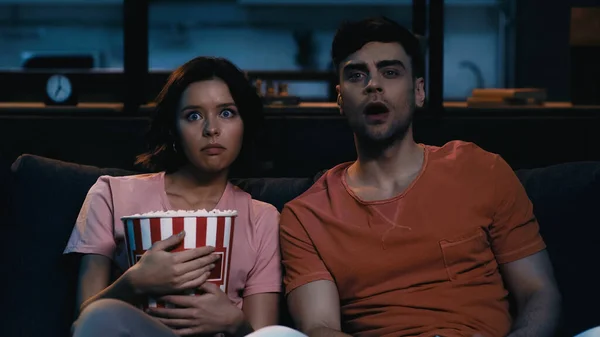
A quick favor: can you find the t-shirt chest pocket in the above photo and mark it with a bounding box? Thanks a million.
[439,228,497,282]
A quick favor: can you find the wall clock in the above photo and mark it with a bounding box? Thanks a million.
[45,74,78,106]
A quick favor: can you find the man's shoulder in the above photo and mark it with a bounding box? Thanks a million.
[284,162,352,213]
[426,140,501,171]
[427,140,498,161]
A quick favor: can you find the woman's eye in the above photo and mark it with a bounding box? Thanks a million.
[186,112,201,121]
[220,109,236,118]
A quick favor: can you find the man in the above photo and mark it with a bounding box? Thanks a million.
[279,17,562,337]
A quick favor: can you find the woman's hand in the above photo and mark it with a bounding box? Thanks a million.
[126,231,221,295]
[146,282,249,336]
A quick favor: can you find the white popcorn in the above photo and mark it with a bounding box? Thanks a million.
[122,209,237,219]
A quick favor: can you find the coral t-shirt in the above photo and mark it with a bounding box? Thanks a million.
[280,141,546,337]
[64,172,282,308]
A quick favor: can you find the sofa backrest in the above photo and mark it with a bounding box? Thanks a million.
[0,155,9,219]
[514,161,600,335]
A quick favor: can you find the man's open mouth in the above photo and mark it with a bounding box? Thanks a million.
[363,102,389,116]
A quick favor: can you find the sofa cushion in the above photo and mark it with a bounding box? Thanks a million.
[230,177,315,211]
[0,154,11,222]
[515,161,600,336]
[2,155,134,337]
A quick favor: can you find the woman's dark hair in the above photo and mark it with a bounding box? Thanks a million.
[135,56,264,174]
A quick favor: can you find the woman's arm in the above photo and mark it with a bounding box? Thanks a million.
[76,254,111,313]
[68,177,135,316]
[76,235,218,317]
[143,203,282,335]
[238,204,283,332]
[76,254,140,316]
[242,293,280,330]
[223,293,279,337]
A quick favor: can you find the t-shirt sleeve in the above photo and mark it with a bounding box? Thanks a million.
[63,176,116,259]
[243,204,283,297]
[280,204,333,296]
[489,155,546,264]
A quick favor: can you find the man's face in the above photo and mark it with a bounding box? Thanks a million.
[336,42,425,145]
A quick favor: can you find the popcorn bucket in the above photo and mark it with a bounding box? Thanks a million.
[121,210,236,309]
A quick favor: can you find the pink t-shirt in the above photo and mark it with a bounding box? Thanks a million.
[64,172,282,307]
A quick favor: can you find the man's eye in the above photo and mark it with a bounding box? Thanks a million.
[349,73,364,81]
[383,70,401,78]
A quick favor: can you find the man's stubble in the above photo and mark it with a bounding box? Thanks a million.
[349,88,416,151]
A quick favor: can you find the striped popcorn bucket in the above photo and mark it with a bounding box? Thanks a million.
[121,211,236,310]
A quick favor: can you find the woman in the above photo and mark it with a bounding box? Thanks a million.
[64,57,297,337]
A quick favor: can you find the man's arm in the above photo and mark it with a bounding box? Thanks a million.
[500,250,562,337]
[486,155,561,336]
[280,202,348,337]
[287,280,350,337]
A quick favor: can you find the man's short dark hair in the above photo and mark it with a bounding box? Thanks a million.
[135,56,264,174]
[331,16,424,79]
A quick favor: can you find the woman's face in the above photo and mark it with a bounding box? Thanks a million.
[176,78,244,174]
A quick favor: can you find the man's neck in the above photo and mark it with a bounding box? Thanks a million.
[350,129,424,189]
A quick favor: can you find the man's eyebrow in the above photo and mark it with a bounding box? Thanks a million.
[342,62,368,72]
[342,59,406,72]
[376,59,406,69]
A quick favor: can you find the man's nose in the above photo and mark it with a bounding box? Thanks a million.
[364,76,384,94]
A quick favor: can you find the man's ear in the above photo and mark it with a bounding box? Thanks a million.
[336,84,344,115]
[414,77,426,108]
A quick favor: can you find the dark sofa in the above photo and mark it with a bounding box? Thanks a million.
[1,154,599,337]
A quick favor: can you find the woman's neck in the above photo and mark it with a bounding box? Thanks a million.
[164,165,229,210]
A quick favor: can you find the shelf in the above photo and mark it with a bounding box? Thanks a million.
[0,0,122,5]
[237,0,500,6]
[0,101,599,120]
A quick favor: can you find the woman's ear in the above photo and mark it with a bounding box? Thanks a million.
[167,126,179,141]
